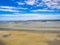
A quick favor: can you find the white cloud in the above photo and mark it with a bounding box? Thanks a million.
[42,0,51,2]
[31,9,54,12]
[0,6,28,12]
[25,0,36,5]
[0,8,19,12]
[42,0,60,9]
[0,6,15,9]
[0,6,19,12]
[0,14,60,21]
[17,2,25,5]
[36,3,44,7]
[42,0,60,3]
[26,0,59,9]
[0,14,40,17]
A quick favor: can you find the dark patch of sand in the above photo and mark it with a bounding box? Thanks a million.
[0,40,5,45]
[47,39,60,45]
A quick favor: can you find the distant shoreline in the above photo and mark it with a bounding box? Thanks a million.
[0,28,60,33]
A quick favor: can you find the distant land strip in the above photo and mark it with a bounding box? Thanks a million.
[0,28,60,33]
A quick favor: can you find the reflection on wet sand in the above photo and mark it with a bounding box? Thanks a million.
[0,21,60,30]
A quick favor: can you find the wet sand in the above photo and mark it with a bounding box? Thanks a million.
[0,21,60,30]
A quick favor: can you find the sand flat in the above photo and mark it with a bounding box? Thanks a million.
[0,31,60,45]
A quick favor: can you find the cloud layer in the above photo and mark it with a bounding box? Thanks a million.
[0,14,60,21]
[0,0,60,14]
[0,0,60,20]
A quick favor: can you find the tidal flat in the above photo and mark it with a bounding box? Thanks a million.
[0,21,60,30]
[0,21,60,45]
[0,31,60,45]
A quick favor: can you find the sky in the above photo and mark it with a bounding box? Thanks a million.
[0,0,60,21]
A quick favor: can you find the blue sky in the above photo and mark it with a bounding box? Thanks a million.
[0,0,60,21]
